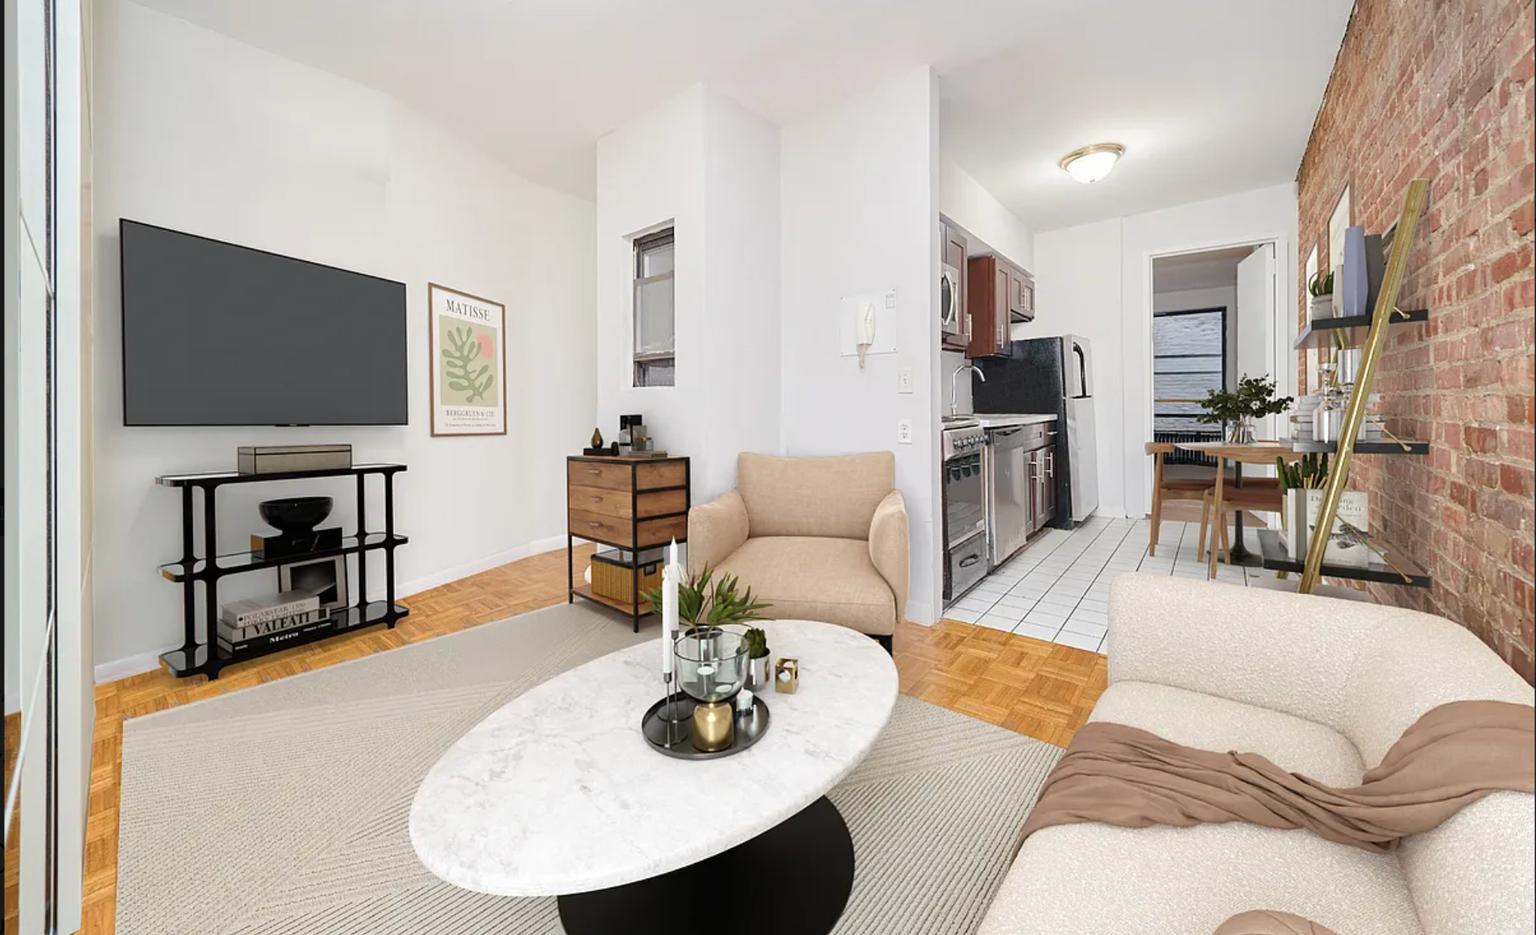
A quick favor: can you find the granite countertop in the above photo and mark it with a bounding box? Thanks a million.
[975,413,1058,428]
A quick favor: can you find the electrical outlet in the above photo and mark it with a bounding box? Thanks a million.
[897,418,914,445]
[896,367,914,394]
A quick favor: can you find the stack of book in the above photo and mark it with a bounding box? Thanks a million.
[219,590,330,655]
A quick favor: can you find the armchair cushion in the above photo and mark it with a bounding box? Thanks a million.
[867,490,909,620]
[714,537,896,636]
[737,452,895,539]
[686,490,749,573]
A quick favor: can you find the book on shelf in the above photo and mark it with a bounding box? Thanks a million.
[221,589,321,627]
[218,608,325,644]
[217,616,334,655]
[1281,489,1372,566]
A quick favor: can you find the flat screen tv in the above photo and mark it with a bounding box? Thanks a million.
[120,219,409,426]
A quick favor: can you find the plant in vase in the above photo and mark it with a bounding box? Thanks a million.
[1197,375,1294,444]
[742,626,771,692]
[1307,270,1334,319]
[1275,452,1330,570]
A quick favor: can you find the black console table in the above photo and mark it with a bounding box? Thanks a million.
[156,463,409,680]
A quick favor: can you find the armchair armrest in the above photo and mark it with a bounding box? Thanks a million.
[868,490,909,620]
[687,490,749,573]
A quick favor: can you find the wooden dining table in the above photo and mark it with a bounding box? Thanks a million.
[1174,441,1301,566]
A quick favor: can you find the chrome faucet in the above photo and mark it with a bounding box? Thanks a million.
[950,363,986,417]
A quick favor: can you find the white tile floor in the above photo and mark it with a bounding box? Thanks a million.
[943,515,1269,654]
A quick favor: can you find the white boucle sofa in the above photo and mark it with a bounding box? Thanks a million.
[978,574,1535,935]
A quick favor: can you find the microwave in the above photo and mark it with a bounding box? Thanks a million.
[940,263,962,336]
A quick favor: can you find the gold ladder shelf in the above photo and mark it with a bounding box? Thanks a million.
[1298,178,1431,594]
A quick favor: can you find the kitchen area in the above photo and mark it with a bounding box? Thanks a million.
[937,215,1100,611]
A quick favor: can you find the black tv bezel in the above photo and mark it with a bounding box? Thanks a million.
[119,218,410,427]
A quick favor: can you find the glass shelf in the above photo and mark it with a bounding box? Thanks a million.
[159,533,408,582]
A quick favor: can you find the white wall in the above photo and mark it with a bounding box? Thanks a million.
[594,85,781,505]
[780,66,941,624]
[1033,182,1297,520]
[938,157,1036,418]
[92,0,596,672]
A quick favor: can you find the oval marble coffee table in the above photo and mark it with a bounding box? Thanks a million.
[409,618,898,935]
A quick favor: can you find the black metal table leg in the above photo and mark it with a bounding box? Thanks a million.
[178,486,197,660]
[355,474,369,612]
[557,796,854,935]
[384,472,396,627]
[1229,461,1251,563]
[567,534,574,603]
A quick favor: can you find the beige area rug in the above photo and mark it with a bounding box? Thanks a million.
[116,603,1061,934]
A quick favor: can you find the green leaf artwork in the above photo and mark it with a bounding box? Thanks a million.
[439,321,497,405]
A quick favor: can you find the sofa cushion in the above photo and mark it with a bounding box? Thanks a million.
[978,681,1424,935]
[737,452,894,540]
[715,536,895,636]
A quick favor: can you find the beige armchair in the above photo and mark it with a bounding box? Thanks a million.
[688,452,909,649]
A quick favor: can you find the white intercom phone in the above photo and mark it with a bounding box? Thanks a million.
[856,300,878,369]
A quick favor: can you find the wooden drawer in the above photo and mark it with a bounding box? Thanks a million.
[570,485,687,519]
[569,509,688,547]
[635,461,687,490]
[636,513,688,548]
[568,460,633,491]
[569,508,634,546]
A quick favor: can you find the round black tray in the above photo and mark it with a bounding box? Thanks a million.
[640,692,770,760]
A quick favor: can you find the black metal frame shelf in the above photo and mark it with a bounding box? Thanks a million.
[155,462,409,680]
[1258,529,1430,589]
[1293,308,1428,350]
[1291,439,1429,455]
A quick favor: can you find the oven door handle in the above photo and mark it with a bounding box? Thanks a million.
[959,554,981,568]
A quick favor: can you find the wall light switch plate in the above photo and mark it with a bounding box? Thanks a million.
[897,419,914,445]
[896,367,914,394]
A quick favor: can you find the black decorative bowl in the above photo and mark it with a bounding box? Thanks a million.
[259,496,334,534]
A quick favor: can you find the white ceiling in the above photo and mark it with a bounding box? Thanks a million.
[1153,246,1256,293]
[130,0,1352,229]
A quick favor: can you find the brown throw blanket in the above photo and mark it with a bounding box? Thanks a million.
[1020,700,1534,853]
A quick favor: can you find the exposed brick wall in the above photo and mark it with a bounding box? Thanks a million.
[1297,0,1535,681]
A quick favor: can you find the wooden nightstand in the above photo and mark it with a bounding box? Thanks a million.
[566,455,690,631]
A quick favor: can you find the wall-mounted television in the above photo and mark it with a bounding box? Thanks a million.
[120,220,409,426]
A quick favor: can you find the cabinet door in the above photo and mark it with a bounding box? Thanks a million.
[965,256,1011,358]
[994,264,1012,355]
[1041,447,1058,525]
[1018,275,1036,322]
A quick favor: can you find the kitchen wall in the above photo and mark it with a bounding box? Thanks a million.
[1297,0,1534,680]
[781,66,942,624]
[1033,182,1298,518]
[938,157,1035,418]
[91,0,597,674]
[594,85,782,505]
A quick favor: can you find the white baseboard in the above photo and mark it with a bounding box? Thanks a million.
[91,535,573,686]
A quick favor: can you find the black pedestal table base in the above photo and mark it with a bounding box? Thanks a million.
[557,796,854,935]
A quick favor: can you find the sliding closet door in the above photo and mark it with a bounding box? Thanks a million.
[5,0,89,930]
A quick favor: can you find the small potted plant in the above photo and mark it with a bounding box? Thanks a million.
[1308,270,1334,320]
[742,626,771,691]
[640,567,771,638]
[1275,452,1330,567]
[1197,374,1294,444]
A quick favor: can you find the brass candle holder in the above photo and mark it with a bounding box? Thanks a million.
[774,658,799,694]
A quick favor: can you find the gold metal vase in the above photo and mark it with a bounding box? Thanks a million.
[691,699,734,752]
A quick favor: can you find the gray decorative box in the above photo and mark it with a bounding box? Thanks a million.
[237,444,352,475]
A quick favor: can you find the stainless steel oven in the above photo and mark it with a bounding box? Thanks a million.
[942,423,988,601]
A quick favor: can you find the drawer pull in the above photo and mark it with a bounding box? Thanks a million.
[589,522,603,529]
[587,468,601,475]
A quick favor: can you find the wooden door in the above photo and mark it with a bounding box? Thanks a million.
[965,255,1010,358]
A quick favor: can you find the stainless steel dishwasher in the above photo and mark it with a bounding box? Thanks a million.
[986,425,1031,567]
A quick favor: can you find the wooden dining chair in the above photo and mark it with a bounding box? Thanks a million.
[1201,483,1285,577]
[1145,442,1217,556]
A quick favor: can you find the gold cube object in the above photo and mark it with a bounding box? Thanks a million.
[774,657,799,694]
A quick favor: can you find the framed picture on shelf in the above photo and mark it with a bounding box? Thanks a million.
[429,282,507,437]
[278,555,349,615]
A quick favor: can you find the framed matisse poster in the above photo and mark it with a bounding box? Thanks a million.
[429,282,507,436]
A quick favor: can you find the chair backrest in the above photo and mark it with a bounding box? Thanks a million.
[736,452,894,540]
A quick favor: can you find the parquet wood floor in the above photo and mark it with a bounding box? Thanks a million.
[5,543,1104,934]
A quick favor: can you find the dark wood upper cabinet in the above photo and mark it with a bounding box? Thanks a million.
[1012,269,1035,323]
[965,255,1013,358]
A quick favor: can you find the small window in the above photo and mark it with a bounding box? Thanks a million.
[633,228,675,387]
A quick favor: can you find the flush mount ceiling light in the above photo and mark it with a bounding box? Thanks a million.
[1059,143,1125,184]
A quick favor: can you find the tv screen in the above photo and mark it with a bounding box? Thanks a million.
[120,220,409,426]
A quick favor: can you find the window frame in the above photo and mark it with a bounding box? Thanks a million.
[1151,305,1227,434]
[631,226,675,388]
